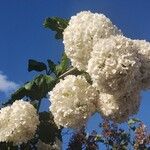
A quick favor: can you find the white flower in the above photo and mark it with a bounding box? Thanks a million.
[0,100,39,144]
[63,11,121,71]
[49,75,98,128]
[98,89,140,123]
[133,39,150,89]
[87,35,141,96]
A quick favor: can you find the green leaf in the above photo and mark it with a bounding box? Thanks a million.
[47,59,56,73]
[25,75,56,100]
[28,59,47,72]
[44,75,56,90]
[44,17,69,39]
[5,75,57,105]
[55,53,70,76]
[38,112,62,144]
[11,87,27,100]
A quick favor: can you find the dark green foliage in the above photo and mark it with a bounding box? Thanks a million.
[28,53,70,77]
[28,59,47,72]
[0,142,18,150]
[4,75,57,105]
[43,17,69,39]
[38,112,62,144]
[47,53,70,77]
[23,74,56,100]
[55,53,70,76]
[24,74,56,100]
[4,52,71,106]
[11,87,27,100]
[47,59,56,74]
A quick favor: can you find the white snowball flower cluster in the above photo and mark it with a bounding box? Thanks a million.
[87,35,142,96]
[133,39,150,89]
[49,75,98,128]
[0,100,39,144]
[98,89,140,123]
[51,11,150,125]
[63,11,121,71]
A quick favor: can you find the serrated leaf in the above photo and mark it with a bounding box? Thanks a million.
[28,59,47,72]
[44,17,69,39]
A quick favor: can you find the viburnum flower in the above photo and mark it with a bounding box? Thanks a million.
[63,11,121,71]
[49,75,98,128]
[97,89,140,123]
[87,35,141,96]
[0,100,39,144]
[133,39,150,89]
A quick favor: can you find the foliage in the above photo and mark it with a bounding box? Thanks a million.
[38,112,62,144]
[28,59,47,72]
[43,17,69,39]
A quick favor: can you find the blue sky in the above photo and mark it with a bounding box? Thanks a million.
[1,0,150,148]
